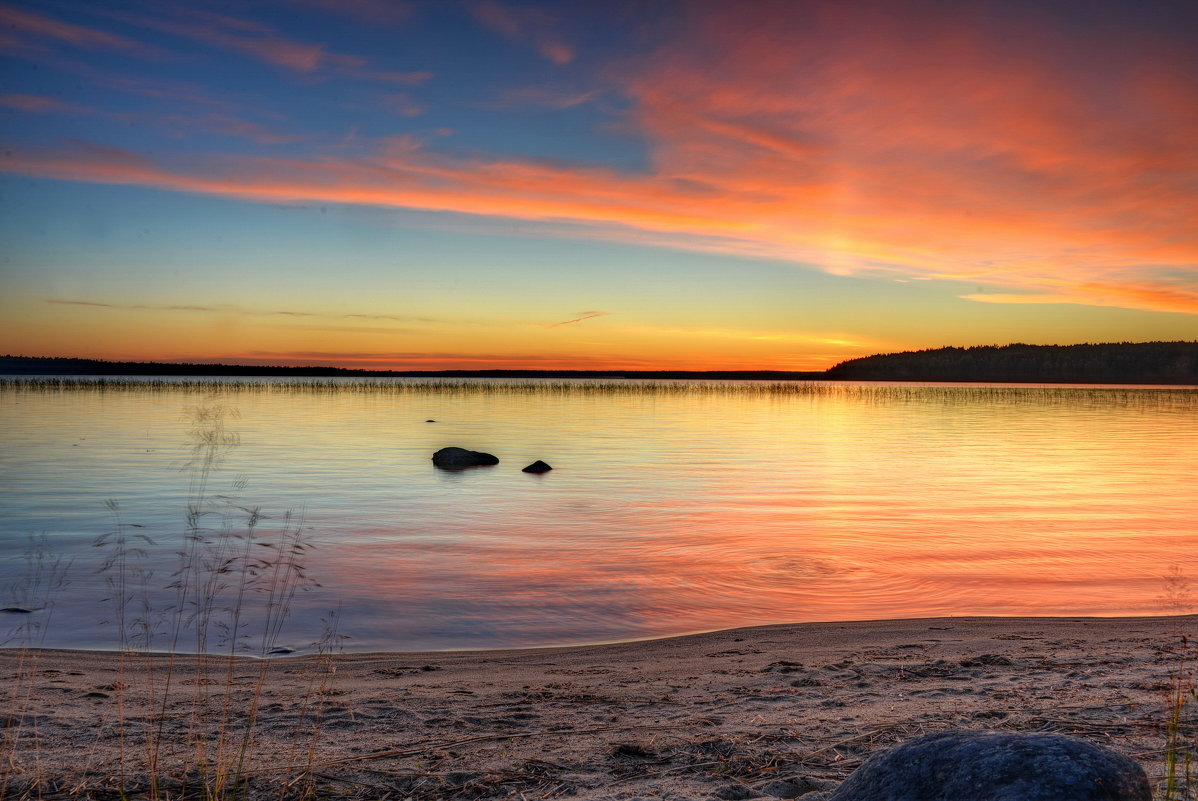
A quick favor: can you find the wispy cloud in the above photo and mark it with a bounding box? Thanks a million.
[8,1,1197,317]
[0,86,300,145]
[46,299,218,312]
[96,6,431,84]
[469,0,574,64]
[194,350,672,370]
[149,112,306,144]
[345,312,443,323]
[0,3,159,58]
[90,75,223,106]
[616,322,891,352]
[960,282,1198,312]
[119,8,327,72]
[279,0,415,26]
[383,92,427,117]
[0,93,88,114]
[42,298,443,323]
[549,310,612,327]
[483,86,600,109]
[45,299,120,308]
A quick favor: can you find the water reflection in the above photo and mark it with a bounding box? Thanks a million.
[1,380,1196,652]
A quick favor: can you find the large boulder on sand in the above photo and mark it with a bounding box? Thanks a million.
[432,447,499,470]
[824,729,1150,801]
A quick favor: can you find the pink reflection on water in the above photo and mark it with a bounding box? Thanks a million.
[3,382,1196,651]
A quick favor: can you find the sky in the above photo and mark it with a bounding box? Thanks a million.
[1,0,1196,371]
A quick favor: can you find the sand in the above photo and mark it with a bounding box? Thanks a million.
[2,615,1194,800]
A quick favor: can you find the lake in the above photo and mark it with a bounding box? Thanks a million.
[1,377,1196,653]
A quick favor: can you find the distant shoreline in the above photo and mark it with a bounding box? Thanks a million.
[3,341,1197,384]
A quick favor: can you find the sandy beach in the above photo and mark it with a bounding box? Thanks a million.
[3,615,1194,799]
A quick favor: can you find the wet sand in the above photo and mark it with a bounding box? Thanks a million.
[3,615,1193,799]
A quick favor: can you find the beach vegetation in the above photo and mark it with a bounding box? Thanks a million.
[1157,567,1197,801]
[2,375,1196,411]
[1,406,341,800]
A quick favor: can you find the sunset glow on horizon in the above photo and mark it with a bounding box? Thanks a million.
[2,0,1195,371]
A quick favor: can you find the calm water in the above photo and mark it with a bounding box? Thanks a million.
[2,378,1196,653]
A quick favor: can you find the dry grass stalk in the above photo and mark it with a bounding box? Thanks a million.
[3,406,340,800]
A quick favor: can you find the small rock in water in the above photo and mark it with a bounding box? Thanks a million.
[425,419,436,422]
[1,607,33,614]
[522,460,552,473]
[826,729,1151,800]
[432,447,499,469]
[267,647,296,655]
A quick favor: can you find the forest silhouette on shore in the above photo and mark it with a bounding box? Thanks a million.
[2,342,1196,384]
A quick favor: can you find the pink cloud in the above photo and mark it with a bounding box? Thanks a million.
[133,9,328,72]
[2,0,1195,317]
[91,75,222,106]
[549,311,613,327]
[0,87,298,144]
[357,69,433,86]
[383,93,427,117]
[469,0,575,64]
[97,7,431,83]
[0,93,87,114]
[0,3,156,57]
[281,0,415,26]
[485,86,599,109]
[157,113,308,144]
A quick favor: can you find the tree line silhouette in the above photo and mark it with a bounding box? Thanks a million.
[3,342,1196,384]
[825,342,1198,384]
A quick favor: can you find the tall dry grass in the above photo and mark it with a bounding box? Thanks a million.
[0,537,72,800]
[1157,567,1197,801]
[4,375,1196,416]
[2,405,342,800]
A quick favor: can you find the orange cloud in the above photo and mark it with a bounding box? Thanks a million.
[2,0,1195,317]
[0,141,760,236]
[961,282,1198,315]
[174,351,682,371]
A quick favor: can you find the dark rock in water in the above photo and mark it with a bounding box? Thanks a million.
[267,647,296,655]
[522,460,552,473]
[1,607,33,614]
[425,419,436,422]
[826,729,1151,801]
[432,446,499,470]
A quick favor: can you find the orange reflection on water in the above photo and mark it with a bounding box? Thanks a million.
[3,382,1196,651]
[284,384,1198,648]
